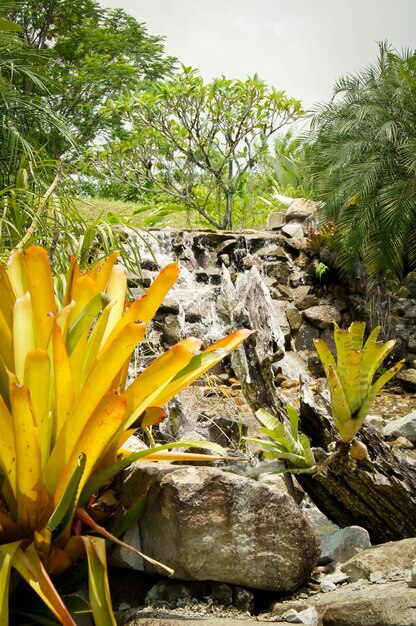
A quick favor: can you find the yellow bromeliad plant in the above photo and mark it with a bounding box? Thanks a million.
[314,321,404,447]
[0,245,251,625]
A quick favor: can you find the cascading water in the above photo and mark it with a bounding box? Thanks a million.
[126,227,314,384]
[130,229,227,347]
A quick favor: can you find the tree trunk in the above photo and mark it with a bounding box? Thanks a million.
[296,382,416,544]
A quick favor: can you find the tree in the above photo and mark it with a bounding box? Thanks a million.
[97,67,303,229]
[0,14,72,187]
[5,0,176,156]
[304,42,416,279]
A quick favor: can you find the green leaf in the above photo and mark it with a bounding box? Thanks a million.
[0,18,23,33]
[78,536,116,626]
[0,541,22,626]
[111,498,146,538]
[66,293,111,354]
[47,454,86,538]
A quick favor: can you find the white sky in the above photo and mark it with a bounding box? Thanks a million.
[99,0,416,111]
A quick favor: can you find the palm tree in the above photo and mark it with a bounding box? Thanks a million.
[304,42,416,279]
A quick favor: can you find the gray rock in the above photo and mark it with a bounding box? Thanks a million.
[118,464,321,592]
[302,305,341,330]
[396,368,416,390]
[294,322,320,351]
[285,198,317,222]
[282,223,305,239]
[320,526,371,566]
[365,414,385,435]
[341,538,416,583]
[407,559,416,588]
[283,606,319,625]
[384,410,416,443]
[286,306,302,332]
[320,580,337,593]
[266,211,285,230]
[310,580,416,626]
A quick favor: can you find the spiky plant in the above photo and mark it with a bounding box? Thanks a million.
[0,245,251,624]
[314,321,404,444]
[245,405,316,474]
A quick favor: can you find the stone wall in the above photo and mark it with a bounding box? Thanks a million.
[127,199,416,386]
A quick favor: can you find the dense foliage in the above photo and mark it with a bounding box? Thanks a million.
[5,0,176,157]
[305,43,416,279]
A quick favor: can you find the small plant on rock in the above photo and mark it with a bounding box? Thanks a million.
[314,321,404,460]
[0,245,251,625]
[245,405,316,474]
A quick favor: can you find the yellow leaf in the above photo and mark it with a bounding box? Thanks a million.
[45,323,146,493]
[78,535,116,626]
[52,322,75,442]
[7,249,26,298]
[11,384,49,531]
[133,262,180,323]
[0,263,16,329]
[23,246,56,349]
[0,308,13,372]
[92,251,119,291]
[62,256,80,308]
[313,338,336,379]
[123,339,200,428]
[327,365,353,442]
[67,275,95,327]
[51,391,127,514]
[100,265,127,346]
[13,293,36,383]
[153,329,253,407]
[23,348,51,467]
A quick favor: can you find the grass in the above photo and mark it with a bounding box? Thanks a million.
[75,197,143,223]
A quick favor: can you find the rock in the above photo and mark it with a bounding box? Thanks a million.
[255,244,288,260]
[320,526,372,567]
[285,198,317,222]
[285,306,302,332]
[270,600,310,616]
[123,609,262,626]
[266,212,285,230]
[320,580,337,593]
[282,606,318,625]
[196,413,247,448]
[118,464,321,592]
[384,410,416,443]
[294,322,320,351]
[341,538,416,582]
[161,313,183,345]
[407,560,416,588]
[295,294,320,310]
[396,369,416,390]
[310,580,416,626]
[365,414,385,435]
[302,305,341,330]
[282,223,305,239]
[389,436,414,449]
[324,571,349,585]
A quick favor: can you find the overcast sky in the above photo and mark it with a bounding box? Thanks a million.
[99,0,416,111]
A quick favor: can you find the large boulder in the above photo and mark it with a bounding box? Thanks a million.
[310,581,416,626]
[115,464,320,592]
[341,538,416,582]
